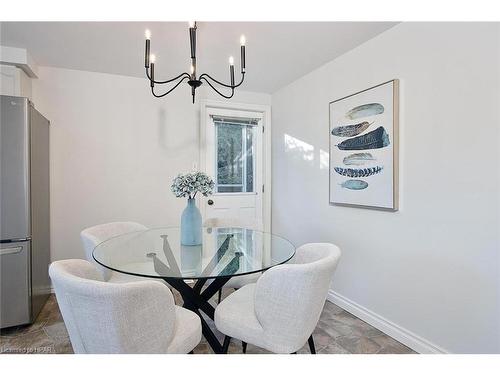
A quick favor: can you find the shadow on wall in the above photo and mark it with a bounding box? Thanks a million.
[158,108,168,150]
[156,107,199,157]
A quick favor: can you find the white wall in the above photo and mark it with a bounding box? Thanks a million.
[32,66,270,263]
[271,22,500,354]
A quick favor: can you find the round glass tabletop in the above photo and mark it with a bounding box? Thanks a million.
[92,226,295,280]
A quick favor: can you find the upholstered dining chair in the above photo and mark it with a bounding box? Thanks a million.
[49,259,202,354]
[204,217,261,303]
[214,243,341,354]
[80,221,150,283]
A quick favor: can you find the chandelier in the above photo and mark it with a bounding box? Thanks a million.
[144,22,246,103]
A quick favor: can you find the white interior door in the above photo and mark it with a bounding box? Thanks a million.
[203,107,264,230]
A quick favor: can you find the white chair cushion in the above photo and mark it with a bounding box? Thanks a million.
[107,272,148,283]
[214,283,264,345]
[107,271,167,286]
[223,272,260,289]
[167,306,202,354]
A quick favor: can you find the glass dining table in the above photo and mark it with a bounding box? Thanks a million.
[93,226,295,353]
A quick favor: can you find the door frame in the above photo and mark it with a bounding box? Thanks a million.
[199,99,272,234]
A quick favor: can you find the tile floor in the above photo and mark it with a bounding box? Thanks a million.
[0,292,415,354]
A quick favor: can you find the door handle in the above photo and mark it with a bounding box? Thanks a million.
[207,199,214,206]
[0,246,23,256]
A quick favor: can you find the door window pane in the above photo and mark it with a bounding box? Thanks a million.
[215,121,255,193]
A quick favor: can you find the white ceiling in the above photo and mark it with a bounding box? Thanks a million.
[0,22,397,93]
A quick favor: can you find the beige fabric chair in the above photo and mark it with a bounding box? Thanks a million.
[80,221,151,283]
[49,259,201,354]
[204,217,261,302]
[214,243,341,354]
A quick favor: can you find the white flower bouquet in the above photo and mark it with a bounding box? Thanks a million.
[171,171,215,200]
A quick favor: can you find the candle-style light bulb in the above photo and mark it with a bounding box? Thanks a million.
[240,35,246,74]
[189,21,197,59]
[144,31,151,68]
[190,65,195,77]
[229,56,235,86]
[150,54,155,88]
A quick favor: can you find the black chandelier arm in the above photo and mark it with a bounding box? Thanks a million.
[200,76,235,99]
[198,72,245,89]
[151,76,190,98]
[145,68,191,84]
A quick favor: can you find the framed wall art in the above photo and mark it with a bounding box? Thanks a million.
[329,79,399,211]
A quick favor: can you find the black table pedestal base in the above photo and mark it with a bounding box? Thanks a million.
[164,276,230,354]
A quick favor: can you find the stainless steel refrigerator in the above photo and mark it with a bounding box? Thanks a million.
[1,95,51,328]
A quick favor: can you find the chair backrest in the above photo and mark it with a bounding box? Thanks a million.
[49,259,176,354]
[254,243,341,352]
[80,221,147,280]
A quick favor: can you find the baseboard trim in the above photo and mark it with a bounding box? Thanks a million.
[327,290,449,354]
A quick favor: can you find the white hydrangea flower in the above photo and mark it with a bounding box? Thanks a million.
[171,171,215,199]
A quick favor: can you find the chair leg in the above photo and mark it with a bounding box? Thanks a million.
[308,334,316,354]
[218,289,222,304]
[188,350,194,354]
[242,341,247,354]
[222,335,231,354]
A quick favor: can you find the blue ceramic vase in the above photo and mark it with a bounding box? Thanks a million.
[181,198,202,246]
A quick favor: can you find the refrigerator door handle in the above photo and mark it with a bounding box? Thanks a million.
[0,237,31,244]
[0,246,23,256]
